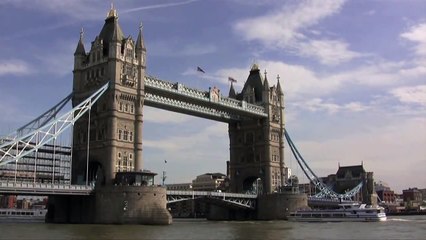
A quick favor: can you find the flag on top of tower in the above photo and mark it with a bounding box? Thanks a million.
[196,66,205,73]
[228,77,237,83]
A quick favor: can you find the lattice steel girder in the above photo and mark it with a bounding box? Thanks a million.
[0,83,109,166]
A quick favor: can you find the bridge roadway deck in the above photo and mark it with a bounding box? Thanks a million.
[166,190,257,209]
[0,182,257,204]
[0,181,93,195]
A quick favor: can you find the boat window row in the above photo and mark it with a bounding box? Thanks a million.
[0,211,38,215]
[293,213,346,218]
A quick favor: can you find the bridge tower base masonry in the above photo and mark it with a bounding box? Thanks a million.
[256,191,307,220]
[46,186,171,225]
[205,191,307,221]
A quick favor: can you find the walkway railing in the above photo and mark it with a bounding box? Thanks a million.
[0,180,93,195]
[145,75,267,120]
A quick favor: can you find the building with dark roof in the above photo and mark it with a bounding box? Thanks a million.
[300,164,377,205]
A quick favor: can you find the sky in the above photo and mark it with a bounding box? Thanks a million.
[0,0,425,193]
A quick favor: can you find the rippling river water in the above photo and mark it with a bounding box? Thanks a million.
[0,216,425,240]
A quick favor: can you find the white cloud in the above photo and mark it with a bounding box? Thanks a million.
[214,59,395,100]
[143,107,192,124]
[298,39,362,65]
[150,41,216,57]
[180,44,217,56]
[0,0,105,21]
[215,60,335,99]
[401,22,426,56]
[233,0,360,65]
[1,0,200,21]
[35,43,75,76]
[144,122,227,152]
[143,121,229,183]
[292,98,369,114]
[390,85,426,106]
[343,102,370,112]
[365,10,376,16]
[122,0,199,14]
[0,60,31,76]
[234,0,345,44]
[290,117,426,192]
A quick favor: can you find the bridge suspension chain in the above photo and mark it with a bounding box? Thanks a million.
[0,94,72,144]
[0,83,109,166]
[284,129,363,200]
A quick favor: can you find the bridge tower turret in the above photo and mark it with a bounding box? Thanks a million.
[71,6,146,185]
[228,65,286,194]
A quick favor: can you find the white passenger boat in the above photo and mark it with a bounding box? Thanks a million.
[288,203,387,222]
[0,208,47,222]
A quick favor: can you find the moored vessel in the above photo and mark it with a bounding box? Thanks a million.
[0,208,47,222]
[288,203,387,222]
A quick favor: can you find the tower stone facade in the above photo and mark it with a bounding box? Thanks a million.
[72,7,146,185]
[228,65,286,194]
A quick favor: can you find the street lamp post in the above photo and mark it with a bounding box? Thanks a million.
[256,177,261,195]
[162,160,167,186]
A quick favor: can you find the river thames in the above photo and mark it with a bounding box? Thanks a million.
[0,215,425,240]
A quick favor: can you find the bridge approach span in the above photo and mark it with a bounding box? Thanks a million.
[0,180,93,196]
[166,190,257,210]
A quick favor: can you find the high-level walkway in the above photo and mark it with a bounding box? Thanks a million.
[145,75,267,122]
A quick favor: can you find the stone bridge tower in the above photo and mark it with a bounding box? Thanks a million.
[228,64,286,194]
[71,7,146,185]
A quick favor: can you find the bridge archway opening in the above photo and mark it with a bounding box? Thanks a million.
[242,176,263,195]
[88,160,105,186]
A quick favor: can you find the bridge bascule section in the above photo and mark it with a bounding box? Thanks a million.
[166,190,257,210]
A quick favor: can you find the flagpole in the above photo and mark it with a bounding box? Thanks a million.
[196,66,206,90]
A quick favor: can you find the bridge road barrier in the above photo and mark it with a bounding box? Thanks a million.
[0,180,93,195]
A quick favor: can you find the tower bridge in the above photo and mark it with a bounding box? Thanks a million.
[70,6,287,195]
[0,6,309,224]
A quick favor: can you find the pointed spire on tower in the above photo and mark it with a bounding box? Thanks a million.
[74,27,86,55]
[263,69,269,90]
[276,74,283,96]
[107,1,118,19]
[229,82,236,98]
[136,22,145,50]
